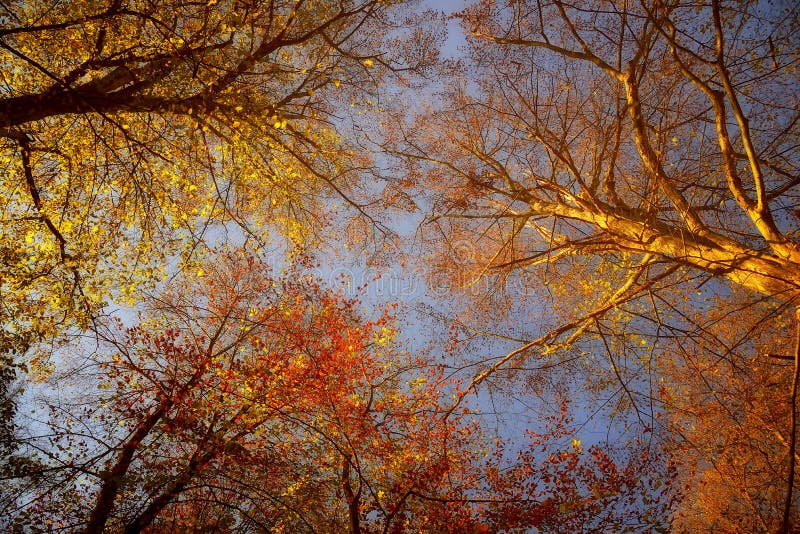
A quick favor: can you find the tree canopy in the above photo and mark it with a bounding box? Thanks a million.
[4,250,670,532]
[390,0,800,529]
[1,0,436,346]
[2,0,799,531]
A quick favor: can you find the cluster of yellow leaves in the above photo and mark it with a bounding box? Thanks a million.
[0,0,385,355]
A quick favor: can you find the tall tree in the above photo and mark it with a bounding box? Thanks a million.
[0,0,438,353]
[396,0,799,330]
[5,249,459,532]
[3,249,675,532]
[389,0,799,527]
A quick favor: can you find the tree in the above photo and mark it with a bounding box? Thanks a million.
[397,0,799,326]
[5,249,458,532]
[6,0,776,528]
[657,291,798,532]
[1,248,674,532]
[0,0,438,354]
[389,0,799,528]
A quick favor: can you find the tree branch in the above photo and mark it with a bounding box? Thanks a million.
[781,308,800,533]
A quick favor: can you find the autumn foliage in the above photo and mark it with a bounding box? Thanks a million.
[0,251,672,531]
[2,0,798,531]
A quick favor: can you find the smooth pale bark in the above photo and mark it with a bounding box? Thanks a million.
[513,191,800,301]
[455,2,800,305]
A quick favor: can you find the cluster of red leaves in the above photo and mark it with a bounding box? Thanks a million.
[16,251,678,532]
[66,252,487,532]
[472,404,678,533]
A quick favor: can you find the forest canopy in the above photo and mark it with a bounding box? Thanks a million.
[1,0,798,532]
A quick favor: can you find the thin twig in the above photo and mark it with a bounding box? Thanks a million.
[445,257,679,418]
